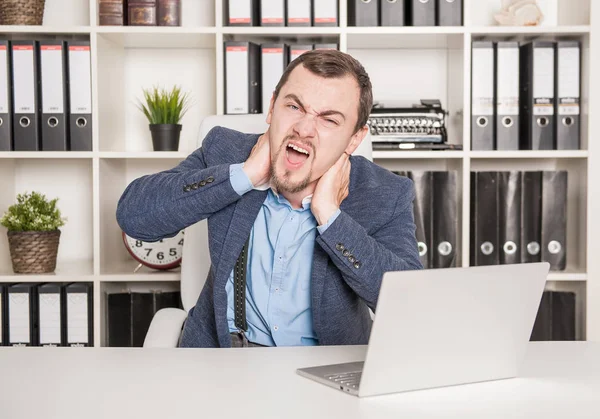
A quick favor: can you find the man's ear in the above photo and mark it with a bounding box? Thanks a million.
[265,94,275,124]
[344,125,368,156]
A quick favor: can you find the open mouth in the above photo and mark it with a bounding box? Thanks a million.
[285,142,311,168]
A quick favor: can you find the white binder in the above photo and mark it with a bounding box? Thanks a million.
[67,288,89,346]
[312,0,337,26]
[261,44,286,113]
[0,40,11,151]
[67,41,93,151]
[260,0,284,25]
[8,290,31,345]
[287,0,311,26]
[38,285,63,346]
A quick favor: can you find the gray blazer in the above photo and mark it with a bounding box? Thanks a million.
[116,126,423,347]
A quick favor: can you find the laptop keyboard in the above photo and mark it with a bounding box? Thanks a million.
[325,372,362,389]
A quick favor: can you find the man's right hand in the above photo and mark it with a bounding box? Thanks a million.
[243,129,271,187]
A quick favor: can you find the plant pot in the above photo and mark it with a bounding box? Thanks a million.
[150,124,182,151]
[0,0,46,25]
[7,230,61,274]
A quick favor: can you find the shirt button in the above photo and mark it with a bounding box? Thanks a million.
[275,288,279,292]
[274,326,279,331]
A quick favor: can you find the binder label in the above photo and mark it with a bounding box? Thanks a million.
[472,47,494,116]
[558,47,580,116]
[67,292,89,344]
[68,46,92,114]
[9,293,30,344]
[533,47,555,116]
[41,45,65,113]
[12,45,36,114]
[39,293,62,345]
[497,47,519,116]
[228,0,252,24]
[0,46,8,113]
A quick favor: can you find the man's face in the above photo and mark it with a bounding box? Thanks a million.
[266,64,367,194]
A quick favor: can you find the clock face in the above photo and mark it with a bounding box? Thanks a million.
[122,230,184,270]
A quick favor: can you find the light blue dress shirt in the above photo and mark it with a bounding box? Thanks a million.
[225,163,340,346]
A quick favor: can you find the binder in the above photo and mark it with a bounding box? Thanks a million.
[436,0,462,26]
[286,0,311,26]
[0,40,12,151]
[498,171,521,265]
[313,43,338,50]
[225,0,258,26]
[37,283,64,346]
[261,43,287,113]
[470,172,499,266]
[555,41,581,150]
[541,171,567,271]
[65,282,94,347]
[11,40,40,151]
[409,0,435,26]
[39,40,68,151]
[381,0,406,26]
[8,283,39,346]
[288,44,313,63]
[312,0,337,26]
[66,41,93,151]
[348,0,378,26]
[471,41,494,150]
[224,41,261,114]
[521,171,542,263]
[520,41,556,150]
[530,291,576,341]
[0,283,7,346]
[260,0,285,26]
[494,41,520,150]
[408,171,432,269]
[432,171,457,268]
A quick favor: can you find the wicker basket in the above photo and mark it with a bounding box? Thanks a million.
[0,0,46,25]
[7,229,61,274]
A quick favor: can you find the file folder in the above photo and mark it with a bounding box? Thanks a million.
[260,0,285,26]
[226,0,258,25]
[312,0,338,26]
[286,0,311,26]
[0,40,12,151]
[65,282,93,347]
[261,43,287,113]
[348,0,378,26]
[432,171,457,268]
[471,41,495,150]
[521,171,542,263]
[11,40,40,151]
[409,0,435,26]
[409,171,432,269]
[38,283,64,346]
[498,171,521,264]
[289,44,313,63]
[555,41,581,150]
[436,0,462,26]
[66,41,93,151]
[470,172,499,266]
[8,283,38,346]
[0,283,7,346]
[225,41,261,114]
[381,0,406,26]
[39,41,68,151]
[541,171,567,271]
[520,41,556,150]
[530,290,576,341]
[495,41,520,150]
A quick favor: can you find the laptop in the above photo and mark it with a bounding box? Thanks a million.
[296,262,550,397]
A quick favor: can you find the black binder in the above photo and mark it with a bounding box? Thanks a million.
[408,171,432,269]
[11,40,41,151]
[521,171,542,263]
[520,41,556,150]
[348,0,378,26]
[225,0,259,25]
[494,41,520,150]
[409,0,435,26]
[470,172,499,266]
[541,171,567,271]
[66,41,93,151]
[436,0,462,26]
[37,283,64,347]
[381,0,406,26]
[471,41,495,150]
[498,171,521,265]
[38,40,69,151]
[0,283,7,346]
[431,171,457,268]
[530,290,576,341]
[7,283,39,346]
[224,41,261,114]
[555,41,581,150]
[65,282,94,347]
[0,40,12,151]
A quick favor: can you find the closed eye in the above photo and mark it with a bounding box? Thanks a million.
[288,104,300,111]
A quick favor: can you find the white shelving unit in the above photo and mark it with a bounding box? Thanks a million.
[0,0,597,346]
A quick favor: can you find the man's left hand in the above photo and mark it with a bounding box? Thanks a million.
[312,152,351,226]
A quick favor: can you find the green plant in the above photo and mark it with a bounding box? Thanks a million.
[0,191,67,232]
[137,84,192,125]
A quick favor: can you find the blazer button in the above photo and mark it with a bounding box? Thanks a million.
[348,256,356,263]
[183,185,191,192]
[336,243,345,251]
[200,180,207,186]
[191,183,199,190]
[342,249,350,257]
[206,176,214,183]
[353,261,361,269]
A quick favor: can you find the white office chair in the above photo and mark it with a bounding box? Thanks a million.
[143,114,373,348]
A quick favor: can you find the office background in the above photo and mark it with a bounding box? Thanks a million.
[0,0,597,347]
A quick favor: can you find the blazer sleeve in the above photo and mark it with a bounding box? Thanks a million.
[315,177,423,310]
[115,127,244,242]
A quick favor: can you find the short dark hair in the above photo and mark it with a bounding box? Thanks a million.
[272,49,373,134]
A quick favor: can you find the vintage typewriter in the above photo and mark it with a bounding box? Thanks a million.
[368,99,456,150]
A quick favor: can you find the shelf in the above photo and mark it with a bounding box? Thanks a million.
[548,272,588,282]
[0,259,94,282]
[372,150,465,159]
[222,27,341,35]
[468,25,591,35]
[96,28,216,49]
[100,260,181,282]
[0,25,92,34]
[98,151,189,159]
[469,150,589,159]
[0,152,94,159]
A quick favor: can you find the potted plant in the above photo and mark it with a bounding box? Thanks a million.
[0,191,67,274]
[0,0,46,25]
[137,84,192,151]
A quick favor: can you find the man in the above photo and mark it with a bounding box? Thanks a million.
[116,49,422,348]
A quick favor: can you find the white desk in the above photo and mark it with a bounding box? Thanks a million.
[0,342,599,419]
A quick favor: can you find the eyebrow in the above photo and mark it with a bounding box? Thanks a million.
[284,93,346,121]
